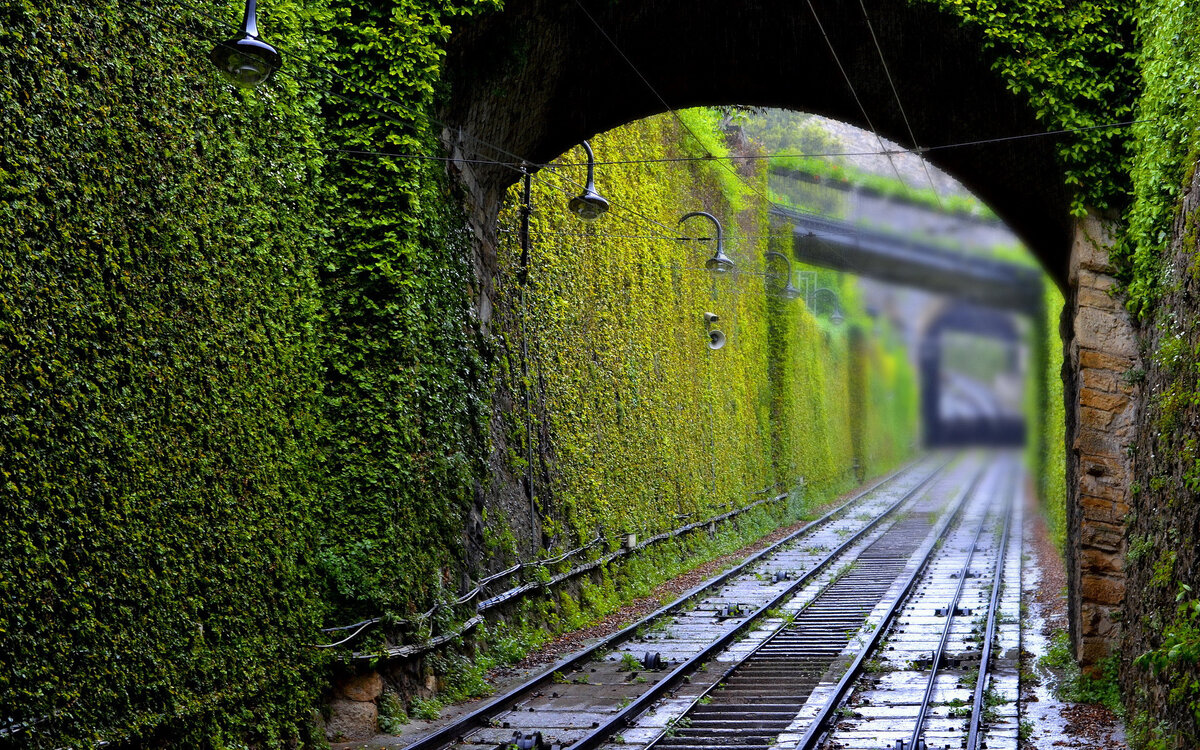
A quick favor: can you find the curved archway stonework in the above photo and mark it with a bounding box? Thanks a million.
[440,0,1139,667]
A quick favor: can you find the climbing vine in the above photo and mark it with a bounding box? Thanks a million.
[0,0,334,745]
[488,110,918,559]
[916,0,1139,217]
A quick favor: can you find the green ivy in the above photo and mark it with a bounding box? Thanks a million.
[488,111,918,553]
[916,0,1138,216]
[0,0,333,745]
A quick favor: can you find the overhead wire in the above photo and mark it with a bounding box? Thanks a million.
[143,0,1142,276]
[856,0,945,210]
[297,119,1153,168]
[569,0,776,210]
[803,0,908,190]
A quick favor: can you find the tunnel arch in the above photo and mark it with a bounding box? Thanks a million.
[437,0,1141,671]
[918,302,1026,447]
[440,0,1073,287]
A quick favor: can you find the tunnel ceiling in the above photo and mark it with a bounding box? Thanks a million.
[442,0,1074,286]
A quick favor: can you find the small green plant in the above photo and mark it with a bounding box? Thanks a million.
[1018,720,1033,742]
[958,666,980,688]
[409,696,442,721]
[378,692,410,733]
[1042,630,1122,712]
[663,716,692,737]
[619,652,641,672]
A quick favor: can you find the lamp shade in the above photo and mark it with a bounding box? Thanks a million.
[210,0,281,89]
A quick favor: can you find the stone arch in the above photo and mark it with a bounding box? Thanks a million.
[439,0,1139,669]
[441,0,1073,298]
[919,302,1025,447]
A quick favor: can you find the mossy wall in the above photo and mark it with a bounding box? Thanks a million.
[0,3,919,744]
[1028,284,1068,553]
[0,0,335,745]
[485,111,918,567]
[1119,3,1200,743]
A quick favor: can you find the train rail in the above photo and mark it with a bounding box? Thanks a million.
[399,457,951,750]
[396,452,1023,750]
[819,453,1023,750]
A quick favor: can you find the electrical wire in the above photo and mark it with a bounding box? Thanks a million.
[301,119,1153,168]
[856,0,944,210]
[569,0,776,209]
[804,0,908,189]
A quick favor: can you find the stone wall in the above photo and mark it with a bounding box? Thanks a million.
[1063,212,1140,670]
[1121,160,1200,738]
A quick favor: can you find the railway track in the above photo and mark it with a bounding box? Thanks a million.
[821,453,1023,750]
[399,452,1022,750]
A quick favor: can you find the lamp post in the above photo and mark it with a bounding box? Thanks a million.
[567,141,609,221]
[796,272,844,323]
[679,211,735,273]
[764,251,803,300]
[809,286,844,325]
[209,0,282,88]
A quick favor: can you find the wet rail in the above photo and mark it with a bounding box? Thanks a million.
[626,457,988,750]
[801,452,1023,750]
[400,458,952,750]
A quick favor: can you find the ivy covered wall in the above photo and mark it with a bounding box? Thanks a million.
[0,0,337,745]
[0,1,919,745]
[486,112,917,565]
[1119,1,1200,746]
[23,0,1200,743]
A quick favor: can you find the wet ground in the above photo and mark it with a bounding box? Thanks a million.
[333,470,1128,750]
[1020,485,1126,750]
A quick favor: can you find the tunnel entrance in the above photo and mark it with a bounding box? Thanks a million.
[920,303,1026,448]
[439,0,1140,669]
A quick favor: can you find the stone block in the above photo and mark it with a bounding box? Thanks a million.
[1080,473,1124,502]
[1081,573,1126,605]
[1078,387,1130,413]
[1076,269,1118,295]
[1080,454,1122,478]
[1080,495,1119,524]
[1078,285,1122,313]
[1080,633,1113,667]
[1081,546,1124,574]
[1074,306,1138,358]
[1080,367,1118,393]
[338,672,383,702]
[1081,521,1124,551]
[1079,349,1136,373]
[1072,212,1117,274]
[326,698,378,742]
[1079,406,1115,431]
[1073,427,1122,458]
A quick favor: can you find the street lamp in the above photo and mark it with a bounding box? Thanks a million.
[764,251,803,300]
[210,0,282,89]
[679,211,735,273]
[809,286,844,325]
[567,141,609,221]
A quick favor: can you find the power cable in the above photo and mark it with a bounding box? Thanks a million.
[570,0,776,209]
[803,0,908,189]
[303,118,1153,168]
[856,0,945,210]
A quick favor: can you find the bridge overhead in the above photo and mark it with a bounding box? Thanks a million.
[769,205,1044,315]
